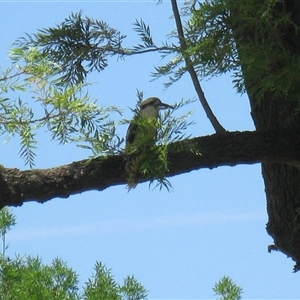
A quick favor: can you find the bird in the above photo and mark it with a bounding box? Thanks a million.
[125,97,173,189]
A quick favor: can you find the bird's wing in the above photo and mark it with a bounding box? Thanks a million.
[126,122,138,145]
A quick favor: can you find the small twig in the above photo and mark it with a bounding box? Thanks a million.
[113,46,174,56]
[170,0,226,134]
[0,70,25,82]
[0,111,60,126]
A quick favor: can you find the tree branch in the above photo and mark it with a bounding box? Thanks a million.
[0,71,25,82]
[116,46,173,56]
[1,129,300,208]
[170,0,226,134]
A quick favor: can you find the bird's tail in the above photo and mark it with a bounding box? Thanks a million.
[125,155,139,190]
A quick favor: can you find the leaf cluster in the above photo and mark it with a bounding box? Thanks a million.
[0,208,16,257]
[0,208,16,238]
[0,208,148,300]
[158,98,196,143]
[129,18,185,88]
[0,95,37,167]
[213,276,243,300]
[149,1,236,89]
[84,262,147,300]
[186,0,238,76]
[132,19,155,51]
[228,0,300,100]
[0,210,244,300]
[0,256,79,300]
[14,11,126,85]
[0,58,121,167]
[0,256,147,300]
[186,0,300,100]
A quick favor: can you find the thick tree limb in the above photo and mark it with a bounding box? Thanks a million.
[1,129,300,209]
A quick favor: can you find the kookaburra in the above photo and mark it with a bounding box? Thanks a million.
[125,97,173,188]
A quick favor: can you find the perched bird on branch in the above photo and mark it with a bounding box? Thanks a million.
[125,97,173,189]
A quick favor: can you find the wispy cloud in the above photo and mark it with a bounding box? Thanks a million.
[9,210,265,241]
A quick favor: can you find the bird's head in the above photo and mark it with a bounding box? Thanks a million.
[140,97,173,118]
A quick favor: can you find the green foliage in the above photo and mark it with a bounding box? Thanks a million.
[9,46,61,81]
[0,256,148,300]
[186,0,300,100]
[159,98,195,143]
[151,55,186,89]
[0,9,197,169]
[0,208,16,256]
[0,209,244,300]
[129,18,183,88]
[120,275,148,300]
[149,1,236,89]
[5,17,124,163]
[130,18,173,56]
[18,121,37,168]
[0,208,148,300]
[0,208,16,236]
[137,0,300,102]
[14,11,126,85]
[133,19,155,50]
[186,0,238,78]
[0,255,80,300]
[213,276,243,300]
[83,262,147,300]
[83,262,121,300]
[0,7,202,168]
[0,47,121,166]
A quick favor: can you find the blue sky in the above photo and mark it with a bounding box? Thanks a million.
[1,1,299,299]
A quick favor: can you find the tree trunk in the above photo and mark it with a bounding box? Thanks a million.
[251,93,300,271]
[232,0,300,270]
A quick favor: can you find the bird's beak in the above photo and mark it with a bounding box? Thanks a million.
[159,102,173,110]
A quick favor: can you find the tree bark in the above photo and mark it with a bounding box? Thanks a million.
[231,0,300,271]
[254,99,300,271]
[1,130,300,209]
